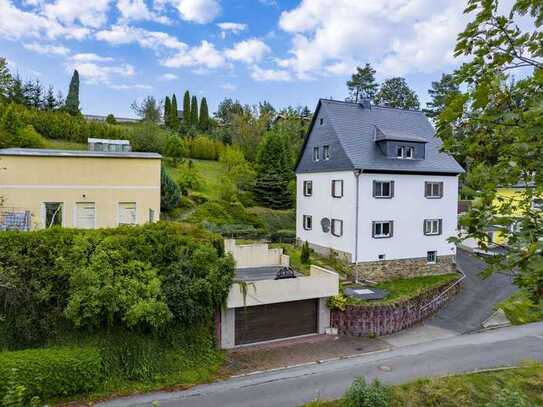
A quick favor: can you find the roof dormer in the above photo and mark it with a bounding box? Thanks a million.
[374,125,427,160]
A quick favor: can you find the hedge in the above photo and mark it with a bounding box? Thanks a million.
[0,347,103,400]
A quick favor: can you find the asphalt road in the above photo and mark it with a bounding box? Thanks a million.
[99,322,543,407]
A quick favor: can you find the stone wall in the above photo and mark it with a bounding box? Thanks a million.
[330,278,462,337]
[353,255,456,282]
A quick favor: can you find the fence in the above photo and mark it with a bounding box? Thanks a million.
[0,208,32,231]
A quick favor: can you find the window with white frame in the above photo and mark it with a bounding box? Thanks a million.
[331,218,343,237]
[313,146,320,162]
[427,250,437,263]
[396,146,404,158]
[424,219,442,235]
[303,180,313,196]
[372,221,393,238]
[323,145,330,160]
[303,215,312,230]
[331,179,344,198]
[76,202,96,229]
[118,202,137,225]
[373,180,394,198]
[425,181,443,198]
[405,146,414,159]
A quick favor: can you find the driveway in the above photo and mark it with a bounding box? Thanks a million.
[97,322,543,407]
[384,248,517,347]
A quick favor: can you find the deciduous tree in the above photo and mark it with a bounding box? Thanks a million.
[374,77,420,110]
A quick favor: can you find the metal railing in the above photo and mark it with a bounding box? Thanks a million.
[419,266,466,313]
[0,208,32,231]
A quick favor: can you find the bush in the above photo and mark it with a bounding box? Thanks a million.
[270,229,297,244]
[327,294,348,311]
[127,122,168,153]
[301,241,311,263]
[0,347,103,400]
[161,166,181,212]
[486,388,531,407]
[343,378,391,407]
[185,136,224,160]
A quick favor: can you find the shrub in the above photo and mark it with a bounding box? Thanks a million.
[0,347,103,400]
[127,122,167,153]
[343,378,391,407]
[161,166,181,212]
[486,388,531,407]
[270,229,297,244]
[186,136,224,160]
[327,294,348,311]
[301,241,311,263]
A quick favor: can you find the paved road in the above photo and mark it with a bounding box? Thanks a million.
[428,248,517,333]
[99,322,543,407]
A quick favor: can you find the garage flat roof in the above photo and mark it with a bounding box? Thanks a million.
[235,266,303,282]
[0,148,161,159]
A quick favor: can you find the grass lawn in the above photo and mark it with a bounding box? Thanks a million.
[270,243,351,276]
[344,273,459,305]
[498,290,543,325]
[166,158,224,201]
[42,138,87,150]
[304,363,543,406]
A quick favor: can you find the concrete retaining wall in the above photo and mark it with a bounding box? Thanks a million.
[331,278,463,337]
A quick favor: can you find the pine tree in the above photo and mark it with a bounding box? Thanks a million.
[44,85,57,110]
[346,63,378,103]
[374,77,420,110]
[190,95,198,128]
[160,165,181,211]
[170,93,178,130]
[301,241,310,264]
[0,57,12,101]
[64,69,80,116]
[7,74,24,105]
[199,97,209,131]
[29,79,43,109]
[253,129,292,209]
[183,91,191,127]
[164,96,171,127]
[424,73,460,120]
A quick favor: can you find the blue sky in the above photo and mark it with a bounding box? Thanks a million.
[0,0,480,117]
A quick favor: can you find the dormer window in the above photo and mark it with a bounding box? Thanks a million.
[396,146,415,159]
[313,147,320,162]
[405,147,414,159]
[396,146,403,159]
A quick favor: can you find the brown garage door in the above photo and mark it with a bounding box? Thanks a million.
[235,299,318,345]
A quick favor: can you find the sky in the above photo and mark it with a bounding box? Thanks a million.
[0,0,484,118]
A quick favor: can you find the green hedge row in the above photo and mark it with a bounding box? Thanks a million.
[0,347,103,400]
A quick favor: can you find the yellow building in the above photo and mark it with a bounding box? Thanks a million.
[0,148,161,230]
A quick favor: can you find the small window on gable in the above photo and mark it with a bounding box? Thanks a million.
[373,181,394,198]
[303,180,313,196]
[331,219,343,237]
[323,145,330,160]
[313,146,320,162]
[424,219,442,236]
[319,118,324,125]
[425,181,444,198]
[303,215,312,230]
[372,221,393,238]
[332,179,344,198]
[378,254,386,261]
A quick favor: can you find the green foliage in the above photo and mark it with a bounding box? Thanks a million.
[199,97,209,131]
[127,122,167,153]
[186,135,224,160]
[327,294,347,311]
[486,388,530,407]
[190,95,198,127]
[0,57,12,101]
[374,77,420,110]
[0,347,103,401]
[343,378,391,407]
[183,91,191,127]
[169,94,179,130]
[131,96,162,124]
[301,241,311,264]
[161,165,181,211]
[105,114,117,125]
[165,135,186,166]
[346,63,378,103]
[254,129,293,209]
[218,146,255,196]
[164,96,171,127]
[270,229,296,244]
[498,290,543,325]
[423,73,460,120]
[437,0,543,301]
[0,104,45,148]
[64,70,80,116]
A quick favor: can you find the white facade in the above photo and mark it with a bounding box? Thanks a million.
[296,172,459,263]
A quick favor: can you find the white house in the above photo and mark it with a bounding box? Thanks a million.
[295,99,464,281]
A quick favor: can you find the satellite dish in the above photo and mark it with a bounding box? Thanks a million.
[321,217,330,233]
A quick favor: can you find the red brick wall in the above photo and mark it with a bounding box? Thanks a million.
[331,281,463,337]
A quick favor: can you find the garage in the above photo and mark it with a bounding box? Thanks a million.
[234,299,318,345]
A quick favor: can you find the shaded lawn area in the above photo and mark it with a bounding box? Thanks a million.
[498,290,543,325]
[42,138,87,150]
[344,273,459,305]
[166,158,224,201]
[304,363,543,407]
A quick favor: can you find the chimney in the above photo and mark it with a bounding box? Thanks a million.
[360,99,371,109]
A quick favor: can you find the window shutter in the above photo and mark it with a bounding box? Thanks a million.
[389,221,394,237]
[424,182,430,197]
[372,181,377,197]
[423,219,427,235]
[390,181,395,197]
[439,219,443,235]
[371,221,376,237]
[339,180,344,197]
[439,182,444,198]
[331,180,335,197]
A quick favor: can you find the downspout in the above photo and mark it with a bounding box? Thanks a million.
[354,169,361,283]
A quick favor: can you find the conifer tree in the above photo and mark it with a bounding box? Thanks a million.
[190,95,198,128]
[44,85,57,110]
[199,97,209,131]
[164,96,171,127]
[183,91,191,127]
[170,93,178,130]
[64,69,80,115]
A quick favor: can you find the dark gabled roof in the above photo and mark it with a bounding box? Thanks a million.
[0,148,161,159]
[295,99,464,175]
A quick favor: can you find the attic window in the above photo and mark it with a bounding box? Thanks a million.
[319,118,324,125]
[323,145,330,160]
[396,146,415,159]
[313,147,320,162]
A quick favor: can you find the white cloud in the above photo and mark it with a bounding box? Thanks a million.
[278,0,467,79]
[221,82,236,91]
[71,53,115,62]
[23,42,70,56]
[171,0,220,24]
[225,38,270,64]
[250,66,291,82]
[109,83,152,90]
[96,25,187,51]
[161,40,226,69]
[116,0,171,24]
[217,22,247,39]
[44,0,110,29]
[69,61,135,84]
[0,0,90,40]
[159,73,179,80]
